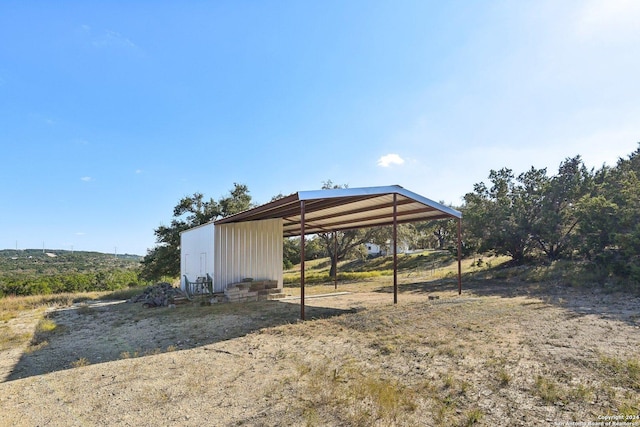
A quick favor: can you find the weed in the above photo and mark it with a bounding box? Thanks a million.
[295,361,312,376]
[599,356,640,390]
[354,376,412,421]
[120,350,141,359]
[459,380,471,395]
[464,408,484,426]
[294,357,417,425]
[437,346,458,357]
[370,340,396,355]
[617,388,640,415]
[497,368,512,387]
[443,374,455,389]
[71,357,90,368]
[36,318,58,333]
[302,406,320,427]
[0,310,18,322]
[0,325,31,351]
[534,375,563,404]
[25,340,49,353]
[144,348,162,356]
[569,384,593,402]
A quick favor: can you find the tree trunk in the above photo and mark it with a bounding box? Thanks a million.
[329,259,337,279]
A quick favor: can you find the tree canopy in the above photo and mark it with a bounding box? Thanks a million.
[140,183,254,281]
[462,145,640,283]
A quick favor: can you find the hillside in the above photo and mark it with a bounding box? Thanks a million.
[0,249,143,297]
[0,249,141,276]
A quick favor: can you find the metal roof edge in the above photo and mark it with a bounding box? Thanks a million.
[179,221,215,235]
[395,187,462,219]
[297,185,404,201]
[214,192,300,225]
[298,185,461,219]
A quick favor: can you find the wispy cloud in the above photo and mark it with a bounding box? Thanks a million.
[80,176,92,182]
[79,24,138,51]
[135,169,143,174]
[92,30,137,49]
[75,232,86,236]
[377,154,405,168]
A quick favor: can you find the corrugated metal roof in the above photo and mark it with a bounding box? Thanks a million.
[215,185,461,237]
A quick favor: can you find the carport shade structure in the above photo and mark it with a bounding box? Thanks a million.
[215,185,463,320]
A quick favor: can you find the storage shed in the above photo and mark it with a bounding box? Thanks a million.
[180,185,462,319]
[180,218,283,294]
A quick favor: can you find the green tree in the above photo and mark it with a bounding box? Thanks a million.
[283,237,300,269]
[415,210,460,250]
[529,157,593,261]
[575,193,617,261]
[315,181,383,277]
[140,183,254,282]
[590,146,640,280]
[463,168,533,263]
[463,158,593,263]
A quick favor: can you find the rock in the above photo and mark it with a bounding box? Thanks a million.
[129,282,187,308]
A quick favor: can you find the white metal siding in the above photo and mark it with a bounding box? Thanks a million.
[214,218,283,291]
[180,223,215,291]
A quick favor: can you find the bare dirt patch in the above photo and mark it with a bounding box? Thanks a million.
[1,277,639,426]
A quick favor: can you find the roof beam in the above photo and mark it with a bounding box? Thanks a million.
[283,206,445,232]
[282,212,455,237]
[300,197,415,224]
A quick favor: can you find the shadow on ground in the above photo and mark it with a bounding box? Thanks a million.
[375,268,640,329]
[6,298,351,382]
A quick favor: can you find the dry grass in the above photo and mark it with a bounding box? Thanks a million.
[0,325,32,352]
[1,259,639,426]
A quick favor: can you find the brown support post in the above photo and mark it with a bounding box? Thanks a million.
[393,193,398,304]
[300,201,306,320]
[333,231,338,290]
[457,217,462,295]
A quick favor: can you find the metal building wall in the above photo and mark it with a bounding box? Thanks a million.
[214,218,283,291]
[180,222,215,292]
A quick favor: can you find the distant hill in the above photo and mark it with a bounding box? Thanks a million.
[0,249,142,277]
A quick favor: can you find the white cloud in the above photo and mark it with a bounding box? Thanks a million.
[135,169,143,174]
[75,232,86,236]
[377,153,405,168]
[80,176,92,182]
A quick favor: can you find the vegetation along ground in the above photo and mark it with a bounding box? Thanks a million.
[1,255,639,426]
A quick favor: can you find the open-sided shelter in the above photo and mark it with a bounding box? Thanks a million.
[180,185,462,319]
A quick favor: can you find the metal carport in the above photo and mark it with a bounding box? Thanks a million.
[215,185,462,319]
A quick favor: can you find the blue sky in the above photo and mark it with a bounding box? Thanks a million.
[1,1,639,255]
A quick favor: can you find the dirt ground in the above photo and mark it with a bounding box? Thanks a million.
[1,276,639,426]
